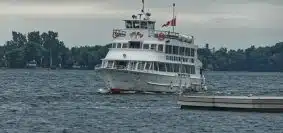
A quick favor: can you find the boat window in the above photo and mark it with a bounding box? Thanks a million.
[185,65,190,74]
[158,45,164,52]
[174,56,177,61]
[151,44,157,50]
[185,48,190,56]
[166,63,173,72]
[122,43,128,48]
[129,41,141,49]
[154,62,159,71]
[148,21,155,30]
[101,61,105,68]
[138,62,145,70]
[179,47,185,55]
[126,21,133,28]
[133,21,140,28]
[112,43,116,48]
[115,61,127,69]
[171,64,174,72]
[191,49,195,57]
[166,56,170,60]
[165,45,171,54]
[173,64,179,73]
[143,44,149,49]
[159,63,166,72]
[141,21,148,29]
[183,58,188,62]
[191,65,195,74]
[170,56,174,61]
[145,62,151,70]
[107,61,113,68]
[117,43,122,48]
[180,65,185,73]
[169,45,173,54]
[125,21,151,29]
[173,46,178,55]
[129,61,137,70]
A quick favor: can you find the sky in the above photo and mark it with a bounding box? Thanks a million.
[0,0,282,49]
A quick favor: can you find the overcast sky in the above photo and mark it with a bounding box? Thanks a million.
[0,0,282,49]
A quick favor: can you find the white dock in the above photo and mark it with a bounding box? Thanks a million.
[177,95,283,113]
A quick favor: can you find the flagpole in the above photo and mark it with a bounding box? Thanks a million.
[142,0,144,13]
[172,3,175,32]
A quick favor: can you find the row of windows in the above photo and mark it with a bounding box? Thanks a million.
[111,43,164,52]
[111,43,196,57]
[104,60,196,74]
[143,44,163,52]
[146,62,196,74]
[165,45,195,57]
[112,43,128,48]
[125,20,155,29]
[166,56,194,63]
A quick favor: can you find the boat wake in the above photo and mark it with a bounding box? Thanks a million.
[96,88,177,95]
[97,88,111,94]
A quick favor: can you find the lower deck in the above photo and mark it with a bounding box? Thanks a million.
[97,59,200,75]
[96,68,205,93]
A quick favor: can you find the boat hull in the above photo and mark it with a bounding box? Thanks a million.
[96,68,204,93]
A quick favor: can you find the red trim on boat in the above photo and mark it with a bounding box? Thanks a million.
[110,88,122,94]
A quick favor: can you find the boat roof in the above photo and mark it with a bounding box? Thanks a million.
[123,20,156,22]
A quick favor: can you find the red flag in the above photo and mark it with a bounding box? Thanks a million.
[171,17,176,26]
[162,17,176,27]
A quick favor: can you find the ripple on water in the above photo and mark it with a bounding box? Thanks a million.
[0,69,282,133]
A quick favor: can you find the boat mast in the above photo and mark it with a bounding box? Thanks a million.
[142,0,145,14]
[172,3,176,32]
[138,0,145,48]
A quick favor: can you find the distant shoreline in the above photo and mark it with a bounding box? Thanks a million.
[0,67,282,73]
[0,67,92,71]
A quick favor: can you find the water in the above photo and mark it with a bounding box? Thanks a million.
[0,69,282,133]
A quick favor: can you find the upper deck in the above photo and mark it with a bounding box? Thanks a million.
[96,1,204,76]
[111,10,195,47]
[107,9,199,64]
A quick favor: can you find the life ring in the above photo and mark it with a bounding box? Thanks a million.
[158,33,165,41]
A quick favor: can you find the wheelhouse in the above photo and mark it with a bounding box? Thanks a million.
[124,20,155,30]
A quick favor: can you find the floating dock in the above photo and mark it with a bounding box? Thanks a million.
[177,95,283,113]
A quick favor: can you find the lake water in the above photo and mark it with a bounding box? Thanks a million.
[0,69,282,133]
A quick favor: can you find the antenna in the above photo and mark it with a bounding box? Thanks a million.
[141,0,145,13]
[172,3,176,32]
[138,13,142,20]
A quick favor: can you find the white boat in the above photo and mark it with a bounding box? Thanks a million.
[95,1,206,94]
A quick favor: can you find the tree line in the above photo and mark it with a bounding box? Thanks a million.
[198,43,283,72]
[0,31,109,69]
[0,31,282,72]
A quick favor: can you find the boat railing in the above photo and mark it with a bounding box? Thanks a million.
[154,30,194,44]
[95,64,102,69]
[178,73,190,78]
[114,65,127,70]
[154,30,179,38]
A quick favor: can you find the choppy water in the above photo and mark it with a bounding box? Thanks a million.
[0,69,282,133]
